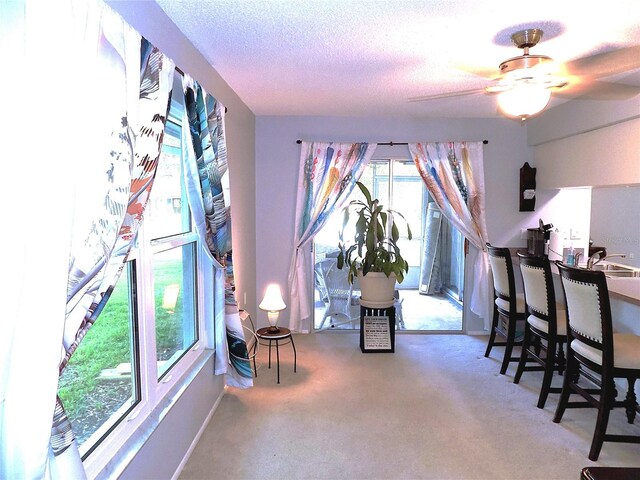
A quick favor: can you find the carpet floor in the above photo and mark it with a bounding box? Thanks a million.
[180,333,640,480]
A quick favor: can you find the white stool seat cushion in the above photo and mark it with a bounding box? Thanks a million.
[527,306,567,336]
[571,334,640,369]
[495,293,525,313]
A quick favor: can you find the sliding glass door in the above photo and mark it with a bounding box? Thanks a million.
[313,157,464,331]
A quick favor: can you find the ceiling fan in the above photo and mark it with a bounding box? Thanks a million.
[408,28,640,120]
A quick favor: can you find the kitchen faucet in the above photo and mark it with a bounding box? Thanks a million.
[586,251,627,269]
[574,251,583,266]
[586,250,605,269]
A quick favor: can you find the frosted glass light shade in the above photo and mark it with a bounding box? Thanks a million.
[259,284,286,311]
[259,284,286,329]
[498,84,551,120]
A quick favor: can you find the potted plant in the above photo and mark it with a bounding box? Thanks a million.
[336,181,412,306]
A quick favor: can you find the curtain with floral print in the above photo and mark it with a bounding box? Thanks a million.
[0,1,175,478]
[182,78,252,388]
[408,142,492,328]
[288,142,377,333]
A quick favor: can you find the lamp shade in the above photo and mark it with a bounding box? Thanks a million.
[497,83,551,120]
[259,284,286,312]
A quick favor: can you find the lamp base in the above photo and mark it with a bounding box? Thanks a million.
[268,326,281,333]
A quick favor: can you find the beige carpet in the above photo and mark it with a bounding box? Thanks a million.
[180,333,640,480]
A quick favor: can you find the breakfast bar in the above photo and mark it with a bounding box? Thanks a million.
[550,262,640,334]
[511,250,640,333]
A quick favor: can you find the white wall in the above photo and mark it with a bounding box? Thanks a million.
[591,185,640,268]
[107,2,256,478]
[528,93,640,188]
[255,115,535,333]
[532,117,640,189]
[118,357,224,480]
[534,187,592,260]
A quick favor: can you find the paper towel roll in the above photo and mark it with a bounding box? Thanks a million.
[548,231,563,261]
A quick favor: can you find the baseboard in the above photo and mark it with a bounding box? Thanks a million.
[171,386,226,480]
[466,330,489,336]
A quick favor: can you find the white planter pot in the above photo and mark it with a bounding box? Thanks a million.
[358,271,396,307]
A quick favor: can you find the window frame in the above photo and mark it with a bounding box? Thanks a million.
[81,213,212,477]
[76,74,215,474]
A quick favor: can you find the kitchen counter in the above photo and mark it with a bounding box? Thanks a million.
[549,261,640,306]
[603,276,640,306]
[509,249,640,307]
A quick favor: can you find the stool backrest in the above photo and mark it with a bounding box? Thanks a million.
[556,262,614,367]
[486,243,517,312]
[518,253,556,325]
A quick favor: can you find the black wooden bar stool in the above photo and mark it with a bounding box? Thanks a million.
[555,262,640,461]
[514,252,567,409]
[581,466,640,480]
[485,243,526,374]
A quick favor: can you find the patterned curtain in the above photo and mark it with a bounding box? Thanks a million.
[183,79,252,388]
[0,1,174,478]
[408,142,492,328]
[288,142,377,332]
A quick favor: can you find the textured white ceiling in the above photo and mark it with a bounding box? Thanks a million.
[156,0,640,118]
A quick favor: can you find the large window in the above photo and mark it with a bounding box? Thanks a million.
[153,243,198,379]
[58,262,139,451]
[56,73,210,466]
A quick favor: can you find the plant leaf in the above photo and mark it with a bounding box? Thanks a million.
[357,181,372,205]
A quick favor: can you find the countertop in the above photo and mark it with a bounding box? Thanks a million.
[509,248,640,306]
[604,276,640,306]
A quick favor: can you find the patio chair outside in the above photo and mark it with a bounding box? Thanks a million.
[314,258,360,329]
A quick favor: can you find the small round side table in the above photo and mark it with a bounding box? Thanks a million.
[255,327,297,384]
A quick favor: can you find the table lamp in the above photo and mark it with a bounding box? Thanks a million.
[259,283,286,333]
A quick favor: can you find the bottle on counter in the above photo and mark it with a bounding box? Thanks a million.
[566,245,576,266]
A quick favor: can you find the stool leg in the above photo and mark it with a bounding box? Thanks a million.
[589,378,615,461]
[625,378,637,424]
[500,325,514,375]
[253,341,258,377]
[276,339,280,384]
[484,307,499,358]
[538,337,556,409]
[290,335,297,373]
[554,353,578,424]
[556,341,566,376]
[513,324,531,384]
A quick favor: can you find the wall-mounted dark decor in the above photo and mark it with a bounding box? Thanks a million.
[519,162,537,211]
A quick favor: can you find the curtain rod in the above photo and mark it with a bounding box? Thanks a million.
[296,139,488,145]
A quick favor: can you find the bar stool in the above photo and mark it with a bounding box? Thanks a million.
[581,466,640,480]
[554,262,640,461]
[485,243,526,374]
[514,252,567,409]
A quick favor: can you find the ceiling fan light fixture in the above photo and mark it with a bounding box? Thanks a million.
[499,54,554,75]
[497,83,551,120]
[511,29,544,49]
[409,27,640,113]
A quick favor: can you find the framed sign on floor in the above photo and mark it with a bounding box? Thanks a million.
[359,304,395,353]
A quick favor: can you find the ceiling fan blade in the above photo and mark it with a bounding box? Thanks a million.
[563,45,640,79]
[408,87,486,102]
[554,80,640,100]
[455,63,499,80]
